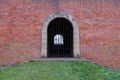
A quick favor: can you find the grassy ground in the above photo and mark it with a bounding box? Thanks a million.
[0,61,120,80]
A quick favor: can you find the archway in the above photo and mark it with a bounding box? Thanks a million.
[47,18,73,57]
[41,12,80,58]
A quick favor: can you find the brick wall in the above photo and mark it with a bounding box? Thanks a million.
[0,0,120,68]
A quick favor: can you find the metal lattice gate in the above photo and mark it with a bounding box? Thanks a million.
[47,18,73,58]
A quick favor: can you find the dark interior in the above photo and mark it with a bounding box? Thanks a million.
[47,18,73,58]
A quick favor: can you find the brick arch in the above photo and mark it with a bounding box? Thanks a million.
[41,12,80,58]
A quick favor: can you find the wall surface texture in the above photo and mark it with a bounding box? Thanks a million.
[0,0,120,68]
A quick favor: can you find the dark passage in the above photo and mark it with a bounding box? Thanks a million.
[47,18,73,58]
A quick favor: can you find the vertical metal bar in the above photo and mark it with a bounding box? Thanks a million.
[57,18,58,57]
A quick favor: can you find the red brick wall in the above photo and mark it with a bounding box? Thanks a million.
[0,0,120,68]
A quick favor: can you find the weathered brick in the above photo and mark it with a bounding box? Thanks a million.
[0,0,120,68]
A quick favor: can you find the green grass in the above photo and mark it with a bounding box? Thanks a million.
[0,61,120,80]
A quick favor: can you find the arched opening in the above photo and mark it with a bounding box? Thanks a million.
[41,12,80,58]
[47,18,73,57]
[54,34,64,45]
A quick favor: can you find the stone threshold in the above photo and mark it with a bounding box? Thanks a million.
[30,58,89,62]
